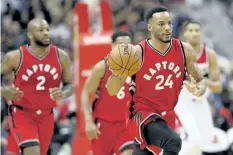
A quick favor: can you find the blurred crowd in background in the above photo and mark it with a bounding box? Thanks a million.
[1,0,233,154]
[1,0,77,59]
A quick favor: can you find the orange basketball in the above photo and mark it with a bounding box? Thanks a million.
[108,43,142,76]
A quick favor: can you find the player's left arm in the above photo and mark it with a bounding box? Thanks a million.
[49,49,73,100]
[59,49,74,98]
[207,50,222,93]
[182,42,207,96]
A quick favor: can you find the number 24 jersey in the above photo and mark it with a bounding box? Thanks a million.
[133,39,186,112]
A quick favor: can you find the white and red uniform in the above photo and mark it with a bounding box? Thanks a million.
[175,43,229,154]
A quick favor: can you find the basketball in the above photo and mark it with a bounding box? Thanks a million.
[108,43,142,76]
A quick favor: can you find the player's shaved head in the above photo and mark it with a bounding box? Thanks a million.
[27,18,48,32]
[27,18,51,47]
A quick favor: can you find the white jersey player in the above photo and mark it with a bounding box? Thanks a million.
[175,21,229,154]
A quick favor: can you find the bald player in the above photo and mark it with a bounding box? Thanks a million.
[1,18,73,155]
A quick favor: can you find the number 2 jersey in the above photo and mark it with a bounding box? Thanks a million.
[131,38,186,112]
[13,44,62,110]
[92,60,131,122]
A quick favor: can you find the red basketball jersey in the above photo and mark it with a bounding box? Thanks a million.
[93,62,131,122]
[132,38,186,112]
[13,45,62,110]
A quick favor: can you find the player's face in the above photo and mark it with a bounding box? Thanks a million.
[183,23,201,45]
[112,36,131,48]
[148,12,172,43]
[31,20,51,47]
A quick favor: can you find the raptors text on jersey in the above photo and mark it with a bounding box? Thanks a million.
[132,39,186,112]
[13,45,62,110]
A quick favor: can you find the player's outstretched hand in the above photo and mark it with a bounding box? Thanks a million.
[183,74,205,97]
[2,86,23,101]
[85,120,101,140]
[49,87,63,101]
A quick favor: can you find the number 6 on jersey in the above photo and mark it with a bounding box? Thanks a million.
[117,86,125,100]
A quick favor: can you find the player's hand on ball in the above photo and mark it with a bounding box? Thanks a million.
[85,120,101,140]
[2,86,23,101]
[106,54,128,78]
[49,87,64,101]
[183,74,205,97]
[107,44,142,77]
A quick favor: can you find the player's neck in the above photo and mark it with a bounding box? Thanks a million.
[150,37,171,54]
[30,43,50,57]
[190,43,201,56]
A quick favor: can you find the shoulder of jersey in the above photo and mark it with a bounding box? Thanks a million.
[171,38,182,45]
[138,39,147,48]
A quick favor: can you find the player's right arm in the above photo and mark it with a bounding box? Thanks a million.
[207,50,222,93]
[1,50,19,76]
[182,42,207,97]
[106,45,142,96]
[1,50,23,100]
[81,60,106,139]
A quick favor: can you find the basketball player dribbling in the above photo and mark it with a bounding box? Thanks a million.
[81,31,134,155]
[106,6,207,155]
[1,18,73,155]
[175,21,229,154]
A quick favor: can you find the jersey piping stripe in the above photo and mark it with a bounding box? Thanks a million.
[179,41,187,82]
[138,43,145,69]
[26,45,50,60]
[146,39,172,56]
[91,97,99,112]
[14,48,23,75]
[56,47,63,73]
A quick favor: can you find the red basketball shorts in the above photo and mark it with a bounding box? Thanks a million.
[6,131,20,155]
[92,118,134,155]
[8,105,54,155]
[126,102,176,154]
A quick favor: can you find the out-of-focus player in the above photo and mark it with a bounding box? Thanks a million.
[107,6,207,155]
[81,31,134,155]
[1,18,73,155]
[175,21,229,154]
